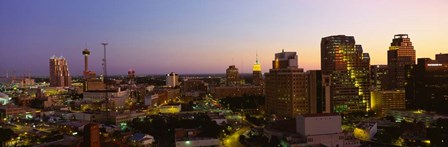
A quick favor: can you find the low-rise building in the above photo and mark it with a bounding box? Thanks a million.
[0,105,37,119]
[354,121,377,141]
[0,92,11,105]
[129,133,155,147]
[160,104,182,114]
[264,113,360,147]
[211,85,262,99]
[174,128,219,147]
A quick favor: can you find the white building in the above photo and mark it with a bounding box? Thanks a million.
[0,92,11,105]
[354,121,377,141]
[130,133,155,147]
[166,72,179,87]
[295,114,359,147]
[144,94,158,106]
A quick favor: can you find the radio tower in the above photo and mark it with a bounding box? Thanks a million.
[102,42,110,123]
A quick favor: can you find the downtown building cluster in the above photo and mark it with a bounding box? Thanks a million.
[1,34,448,147]
[264,34,448,118]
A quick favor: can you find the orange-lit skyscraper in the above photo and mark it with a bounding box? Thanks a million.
[387,34,415,90]
[265,50,308,117]
[321,35,370,113]
[49,55,71,87]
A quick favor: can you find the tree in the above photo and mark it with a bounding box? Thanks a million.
[385,115,396,122]
[0,128,14,146]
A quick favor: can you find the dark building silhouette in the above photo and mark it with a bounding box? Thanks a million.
[321,35,371,113]
[83,123,100,147]
[405,53,448,114]
[306,70,331,114]
[387,34,416,90]
[371,65,388,90]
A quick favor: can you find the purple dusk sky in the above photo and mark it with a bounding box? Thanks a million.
[1,0,448,76]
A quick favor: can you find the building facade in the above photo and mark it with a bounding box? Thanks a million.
[370,65,388,90]
[387,34,416,90]
[370,90,406,116]
[226,65,240,86]
[253,55,263,86]
[321,35,371,113]
[166,72,179,87]
[265,50,308,117]
[49,55,71,87]
[405,54,448,114]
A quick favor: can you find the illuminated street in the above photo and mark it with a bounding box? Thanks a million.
[221,126,250,147]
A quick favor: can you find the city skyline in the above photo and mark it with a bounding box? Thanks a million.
[1,0,448,76]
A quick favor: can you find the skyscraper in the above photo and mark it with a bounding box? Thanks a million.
[252,54,262,86]
[49,55,71,87]
[321,35,371,113]
[265,50,308,117]
[226,65,240,86]
[166,72,179,88]
[306,70,331,114]
[370,65,388,90]
[387,34,416,90]
[405,53,448,114]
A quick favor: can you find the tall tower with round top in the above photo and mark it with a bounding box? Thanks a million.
[82,48,90,77]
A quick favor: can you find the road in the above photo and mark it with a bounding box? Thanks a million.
[220,126,250,147]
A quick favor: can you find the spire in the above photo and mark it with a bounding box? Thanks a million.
[50,54,56,59]
[256,50,259,64]
[253,50,261,72]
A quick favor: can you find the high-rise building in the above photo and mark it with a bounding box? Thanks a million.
[405,53,448,114]
[321,35,371,113]
[49,55,71,87]
[387,34,416,90]
[436,53,448,64]
[306,70,331,114]
[370,90,406,116]
[370,65,388,90]
[226,65,240,86]
[166,72,179,88]
[265,50,308,117]
[253,54,262,86]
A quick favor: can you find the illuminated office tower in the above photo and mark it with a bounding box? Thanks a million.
[387,34,416,90]
[226,65,240,86]
[265,50,308,117]
[321,35,371,113]
[49,55,71,87]
[252,54,262,86]
[371,90,405,116]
